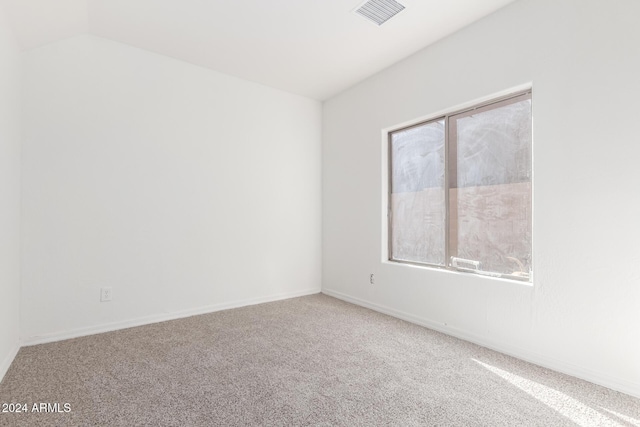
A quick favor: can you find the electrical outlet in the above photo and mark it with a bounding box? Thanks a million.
[370,274,375,285]
[100,287,112,302]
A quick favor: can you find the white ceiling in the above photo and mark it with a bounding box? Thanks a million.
[1,0,517,100]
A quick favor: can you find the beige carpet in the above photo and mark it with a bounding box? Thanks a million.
[0,293,638,426]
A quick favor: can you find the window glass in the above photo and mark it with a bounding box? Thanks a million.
[390,120,445,265]
[449,96,532,278]
[388,91,532,281]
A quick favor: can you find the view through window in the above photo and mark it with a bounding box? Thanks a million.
[389,91,532,281]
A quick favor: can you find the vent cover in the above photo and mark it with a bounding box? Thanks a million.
[354,0,405,26]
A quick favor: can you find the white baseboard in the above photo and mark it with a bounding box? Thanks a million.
[0,342,20,384]
[22,287,321,347]
[322,288,640,399]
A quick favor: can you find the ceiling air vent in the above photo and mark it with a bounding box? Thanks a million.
[354,0,405,26]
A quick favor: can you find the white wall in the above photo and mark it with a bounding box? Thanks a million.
[323,0,640,397]
[21,35,322,343]
[0,3,21,380]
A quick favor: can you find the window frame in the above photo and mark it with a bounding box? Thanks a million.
[387,89,532,282]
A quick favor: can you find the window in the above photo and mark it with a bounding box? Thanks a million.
[389,91,532,281]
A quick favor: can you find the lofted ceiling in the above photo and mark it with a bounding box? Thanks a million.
[1,0,518,100]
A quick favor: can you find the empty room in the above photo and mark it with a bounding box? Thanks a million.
[1,0,639,425]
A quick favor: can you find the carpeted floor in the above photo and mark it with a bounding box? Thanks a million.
[0,294,638,426]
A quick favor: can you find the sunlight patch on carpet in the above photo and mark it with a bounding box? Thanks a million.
[600,407,640,426]
[472,359,623,427]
